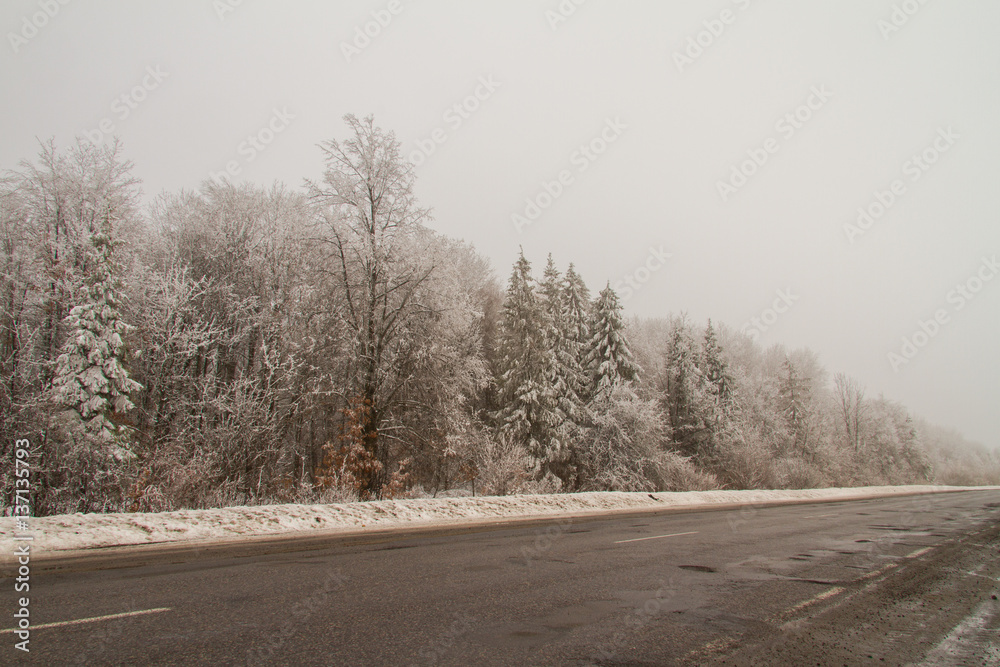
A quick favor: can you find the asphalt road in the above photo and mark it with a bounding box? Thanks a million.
[5,490,1000,666]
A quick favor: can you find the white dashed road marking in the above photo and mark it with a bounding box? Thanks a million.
[0,608,171,633]
[615,531,698,544]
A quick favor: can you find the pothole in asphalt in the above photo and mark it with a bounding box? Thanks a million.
[679,565,717,573]
[856,539,872,543]
[373,544,416,551]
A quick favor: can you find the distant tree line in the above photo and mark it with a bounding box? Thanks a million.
[1,116,997,515]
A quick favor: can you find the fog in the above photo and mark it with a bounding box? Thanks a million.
[2,0,997,447]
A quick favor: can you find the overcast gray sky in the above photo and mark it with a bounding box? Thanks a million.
[3,0,998,447]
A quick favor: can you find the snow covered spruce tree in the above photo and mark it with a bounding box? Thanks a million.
[51,211,142,511]
[779,355,812,457]
[539,256,595,487]
[539,256,572,416]
[542,260,589,416]
[577,284,713,492]
[494,251,567,486]
[702,320,732,404]
[561,263,594,410]
[586,283,640,402]
[663,315,713,460]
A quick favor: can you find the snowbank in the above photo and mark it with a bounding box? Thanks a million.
[4,485,998,559]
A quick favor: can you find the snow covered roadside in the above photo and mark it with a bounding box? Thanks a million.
[4,485,998,560]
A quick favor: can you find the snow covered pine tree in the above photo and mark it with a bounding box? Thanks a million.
[586,283,640,402]
[51,211,142,510]
[495,250,567,485]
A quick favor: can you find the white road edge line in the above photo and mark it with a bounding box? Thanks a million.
[859,563,899,581]
[0,607,171,633]
[615,531,698,544]
[776,561,906,629]
[783,586,845,617]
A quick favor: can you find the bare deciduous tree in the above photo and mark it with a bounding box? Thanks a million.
[308,114,435,498]
[834,372,867,453]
